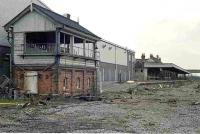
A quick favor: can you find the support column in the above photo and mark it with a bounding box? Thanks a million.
[54,28,60,94]
[83,69,86,94]
[144,68,148,81]
[71,69,76,96]
[70,35,74,55]
[83,40,86,57]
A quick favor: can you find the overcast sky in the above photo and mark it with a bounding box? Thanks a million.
[42,0,200,69]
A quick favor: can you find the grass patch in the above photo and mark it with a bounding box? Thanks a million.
[0,99,27,107]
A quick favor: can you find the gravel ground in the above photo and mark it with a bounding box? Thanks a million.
[0,80,200,133]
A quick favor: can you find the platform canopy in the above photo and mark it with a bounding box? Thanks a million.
[144,62,190,74]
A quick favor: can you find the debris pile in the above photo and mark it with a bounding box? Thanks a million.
[0,75,16,99]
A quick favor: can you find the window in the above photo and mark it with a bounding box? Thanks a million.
[60,32,70,53]
[87,78,91,87]
[85,40,94,57]
[74,37,84,56]
[25,32,55,54]
[63,78,68,89]
[76,77,81,89]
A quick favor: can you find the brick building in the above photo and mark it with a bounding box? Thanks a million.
[4,4,101,95]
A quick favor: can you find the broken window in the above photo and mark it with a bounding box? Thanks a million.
[26,32,55,54]
[60,32,70,54]
[74,37,84,56]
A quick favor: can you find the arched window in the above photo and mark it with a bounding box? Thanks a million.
[63,77,68,89]
[76,77,81,89]
[87,78,91,87]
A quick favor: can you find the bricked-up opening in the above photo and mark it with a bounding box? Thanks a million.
[76,77,81,89]
[63,77,68,90]
[60,32,70,54]
[25,32,56,54]
[87,78,91,87]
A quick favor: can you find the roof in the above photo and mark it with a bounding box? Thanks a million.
[100,39,135,53]
[4,3,100,40]
[144,62,190,74]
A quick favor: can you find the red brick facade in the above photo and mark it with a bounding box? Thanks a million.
[14,68,96,96]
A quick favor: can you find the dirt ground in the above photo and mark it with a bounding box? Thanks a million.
[1,80,200,133]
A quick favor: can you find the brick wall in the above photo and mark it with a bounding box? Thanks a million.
[38,71,53,94]
[59,70,72,96]
[59,69,96,96]
[14,68,96,96]
[14,69,54,94]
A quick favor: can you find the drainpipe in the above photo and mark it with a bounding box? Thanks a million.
[7,27,14,79]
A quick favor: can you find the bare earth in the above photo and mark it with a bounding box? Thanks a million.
[1,81,200,133]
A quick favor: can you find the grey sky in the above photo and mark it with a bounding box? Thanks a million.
[42,0,200,69]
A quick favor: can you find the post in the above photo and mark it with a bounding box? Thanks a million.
[71,69,75,96]
[8,27,14,79]
[83,40,86,57]
[70,36,74,55]
[143,68,148,81]
[55,28,60,94]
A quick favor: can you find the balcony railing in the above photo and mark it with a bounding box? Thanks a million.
[61,46,96,59]
[25,43,55,54]
[24,43,100,60]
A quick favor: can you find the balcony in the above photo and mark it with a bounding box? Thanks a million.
[24,43,99,59]
[24,32,99,60]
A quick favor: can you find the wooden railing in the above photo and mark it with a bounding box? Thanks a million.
[25,43,55,54]
[25,43,100,60]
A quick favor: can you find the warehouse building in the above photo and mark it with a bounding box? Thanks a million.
[97,39,135,88]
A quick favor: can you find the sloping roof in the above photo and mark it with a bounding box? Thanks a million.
[144,62,190,74]
[32,4,100,39]
[100,39,135,53]
[4,3,100,39]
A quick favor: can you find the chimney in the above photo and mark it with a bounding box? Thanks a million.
[77,17,79,24]
[141,53,145,60]
[150,54,153,59]
[63,13,71,19]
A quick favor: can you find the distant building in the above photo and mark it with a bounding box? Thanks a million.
[97,39,135,88]
[135,54,190,81]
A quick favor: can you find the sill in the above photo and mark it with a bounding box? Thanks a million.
[22,53,55,56]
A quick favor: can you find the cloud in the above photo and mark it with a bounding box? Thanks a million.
[135,19,200,69]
